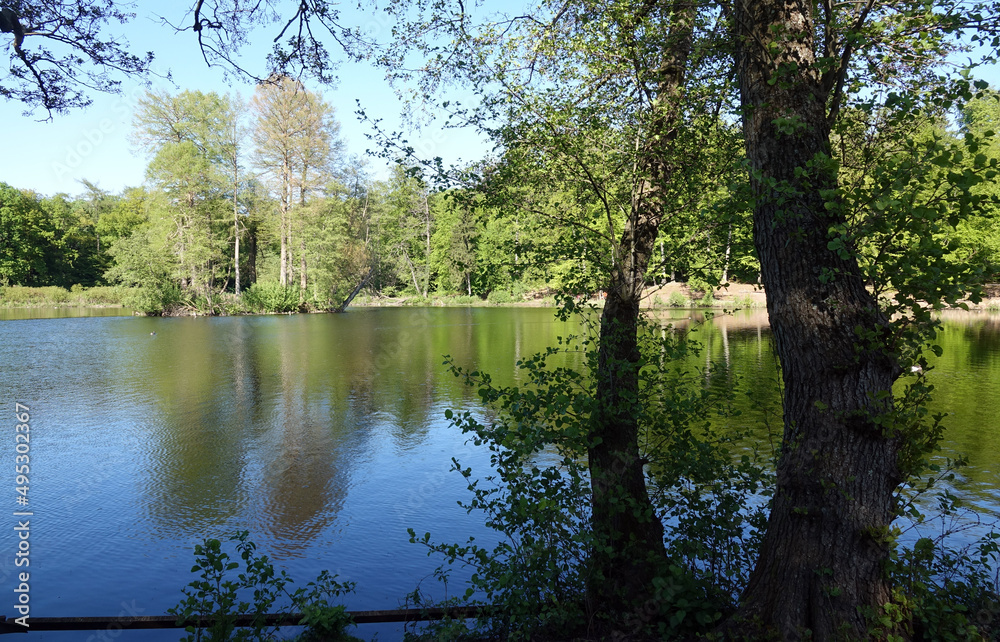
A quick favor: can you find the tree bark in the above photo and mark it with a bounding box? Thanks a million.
[586,0,694,619]
[732,2,902,638]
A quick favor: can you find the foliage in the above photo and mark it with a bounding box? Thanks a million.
[241,282,299,313]
[409,306,769,640]
[133,90,237,301]
[664,291,687,308]
[104,228,181,315]
[170,531,356,642]
[0,284,123,306]
[729,293,761,310]
[0,183,55,285]
[485,289,515,306]
[883,533,1000,640]
[0,1,154,116]
[878,452,1000,641]
[0,285,69,305]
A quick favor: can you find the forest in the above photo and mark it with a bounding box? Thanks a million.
[2,78,999,315]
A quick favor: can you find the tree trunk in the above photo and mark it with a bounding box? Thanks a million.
[423,193,432,297]
[246,226,258,286]
[586,0,694,620]
[299,237,307,300]
[279,159,291,287]
[334,267,374,313]
[732,2,902,638]
[721,223,732,284]
[234,165,241,297]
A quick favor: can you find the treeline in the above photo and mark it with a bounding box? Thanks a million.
[2,81,999,313]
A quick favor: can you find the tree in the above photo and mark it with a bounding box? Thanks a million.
[430,192,477,295]
[219,94,249,295]
[728,1,996,636]
[250,76,340,293]
[956,91,1000,280]
[133,89,234,301]
[0,183,54,284]
[369,0,736,620]
[381,165,434,298]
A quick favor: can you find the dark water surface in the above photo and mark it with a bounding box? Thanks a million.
[1,307,998,640]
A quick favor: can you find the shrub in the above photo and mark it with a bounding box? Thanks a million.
[76,286,124,305]
[242,282,299,313]
[486,289,515,305]
[730,293,755,309]
[218,293,246,316]
[170,531,357,642]
[0,285,70,305]
[122,283,182,315]
[686,276,712,295]
[408,310,767,640]
[667,291,688,307]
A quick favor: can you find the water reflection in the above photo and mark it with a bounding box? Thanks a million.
[0,306,133,321]
[1,306,998,638]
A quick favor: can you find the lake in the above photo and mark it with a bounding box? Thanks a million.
[1,306,998,640]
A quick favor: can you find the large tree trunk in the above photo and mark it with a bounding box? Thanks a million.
[586,0,694,620]
[732,2,902,638]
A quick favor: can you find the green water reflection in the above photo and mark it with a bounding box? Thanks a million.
[1,305,997,637]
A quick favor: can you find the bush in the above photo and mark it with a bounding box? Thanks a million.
[241,282,299,313]
[486,289,515,305]
[667,291,688,307]
[407,310,767,640]
[170,531,357,642]
[122,283,183,315]
[451,295,476,305]
[75,286,124,305]
[0,285,70,305]
[0,284,125,306]
[218,293,246,316]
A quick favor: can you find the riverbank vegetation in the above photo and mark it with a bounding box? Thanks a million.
[2,84,1000,317]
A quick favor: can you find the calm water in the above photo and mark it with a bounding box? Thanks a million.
[0,307,998,640]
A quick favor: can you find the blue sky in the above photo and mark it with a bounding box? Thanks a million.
[1,3,999,198]
[0,1,490,197]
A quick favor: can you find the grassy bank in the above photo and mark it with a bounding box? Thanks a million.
[4,282,998,313]
[0,285,126,307]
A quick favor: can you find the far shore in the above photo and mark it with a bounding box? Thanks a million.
[3,282,1000,316]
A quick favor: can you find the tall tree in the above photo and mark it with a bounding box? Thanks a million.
[133,89,234,300]
[219,94,249,296]
[250,76,340,293]
[0,183,54,284]
[373,0,732,618]
[728,1,995,636]
[381,165,434,298]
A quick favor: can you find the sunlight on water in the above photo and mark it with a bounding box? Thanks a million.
[0,307,998,640]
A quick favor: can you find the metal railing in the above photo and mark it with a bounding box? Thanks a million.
[0,606,486,634]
